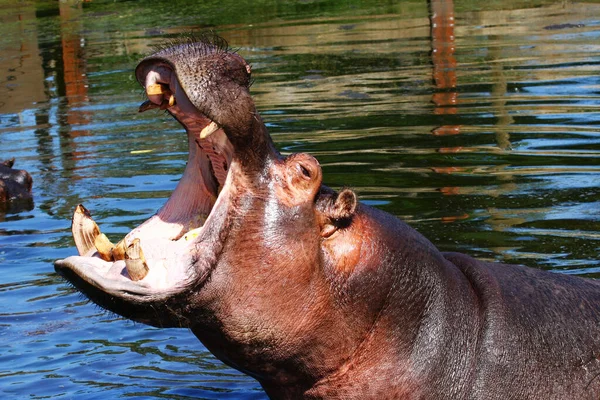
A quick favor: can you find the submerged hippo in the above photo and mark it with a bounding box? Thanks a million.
[0,158,33,211]
[55,35,600,399]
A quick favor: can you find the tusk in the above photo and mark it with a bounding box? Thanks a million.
[168,94,176,107]
[200,121,219,139]
[72,204,100,256]
[94,233,114,262]
[124,239,149,281]
[72,205,116,261]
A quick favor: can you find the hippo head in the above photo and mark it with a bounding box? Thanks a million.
[0,158,34,212]
[54,35,368,389]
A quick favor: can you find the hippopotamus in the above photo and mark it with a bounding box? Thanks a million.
[0,158,33,211]
[54,35,600,399]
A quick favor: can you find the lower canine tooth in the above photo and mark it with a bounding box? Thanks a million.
[168,94,176,107]
[125,239,149,281]
[94,233,114,262]
[72,204,101,256]
[200,121,219,139]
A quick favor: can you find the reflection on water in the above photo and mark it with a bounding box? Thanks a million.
[0,0,599,397]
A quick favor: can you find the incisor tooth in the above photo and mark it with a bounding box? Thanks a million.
[94,233,114,262]
[146,83,164,96]
[72,204,100,256]
[124,239,149,281]
[200,121,219,139]
[112,238,127,261]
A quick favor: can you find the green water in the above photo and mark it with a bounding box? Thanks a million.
[0,0,599,397]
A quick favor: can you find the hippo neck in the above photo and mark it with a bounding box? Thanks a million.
[213,203,485,398]
[194,188,484,397]
[195,202,485,398]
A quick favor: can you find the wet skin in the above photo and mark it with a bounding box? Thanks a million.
[0,158,33,212]
[54,35,600,399]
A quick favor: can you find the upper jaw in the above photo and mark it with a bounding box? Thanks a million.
[137,60,224,142]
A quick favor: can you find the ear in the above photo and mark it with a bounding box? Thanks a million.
[283,153,323,202]
[319,188,357,238]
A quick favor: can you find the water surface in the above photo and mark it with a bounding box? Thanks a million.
[1,0,599,397]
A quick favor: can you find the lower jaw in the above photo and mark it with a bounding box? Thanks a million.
[54,254,199,328]
[65,119,233,291]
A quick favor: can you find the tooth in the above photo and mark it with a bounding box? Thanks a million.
[125,255,148,281]
[168,94,176,107]
[183,226,204,241]
[72,204,101,256]
[146,83,164,96]
[112,238,127,261]
[200,121,219,139]
[124,238,149,281]
[94,233,114,262]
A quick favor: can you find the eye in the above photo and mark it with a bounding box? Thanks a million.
[298,163,311,179]
[285,153,321,193]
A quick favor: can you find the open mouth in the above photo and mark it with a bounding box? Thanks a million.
[55,58,236,298]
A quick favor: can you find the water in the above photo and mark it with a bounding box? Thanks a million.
[1,0,599,397]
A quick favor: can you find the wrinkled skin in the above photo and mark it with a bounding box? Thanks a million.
[54,35,600,399]
[0,158,33,212]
